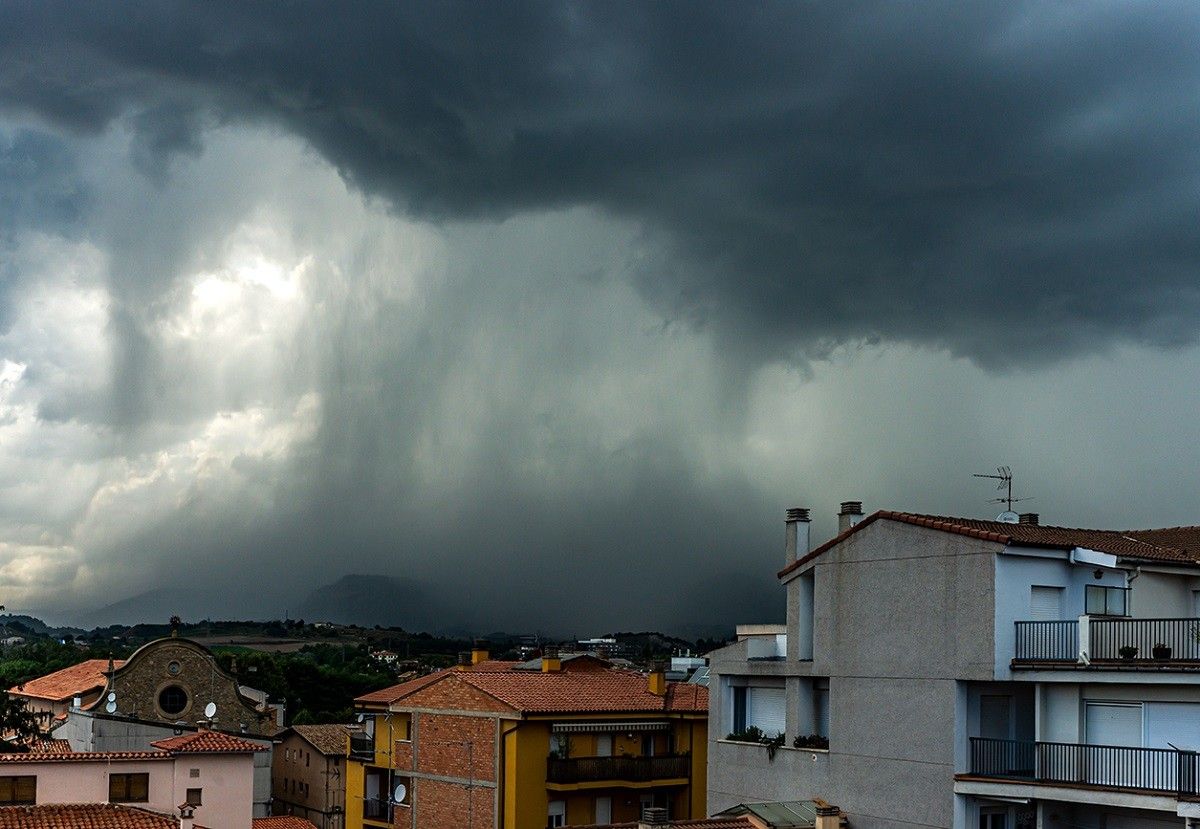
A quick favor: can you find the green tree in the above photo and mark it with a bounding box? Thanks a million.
[0,692,43,749]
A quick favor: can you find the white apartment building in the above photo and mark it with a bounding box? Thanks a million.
[708,503,1200,829]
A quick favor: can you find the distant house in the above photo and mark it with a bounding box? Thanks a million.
[0,729,261,826]
[272,723,351,829]
[8,658,126,728]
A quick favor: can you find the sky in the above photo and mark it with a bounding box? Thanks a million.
[2,2,1200,633]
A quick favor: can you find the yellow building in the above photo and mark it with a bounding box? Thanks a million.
[345,648,708,829]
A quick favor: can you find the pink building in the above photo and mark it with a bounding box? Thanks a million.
[0,729,261,828]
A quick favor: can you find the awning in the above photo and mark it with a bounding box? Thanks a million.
[551,721,670,733]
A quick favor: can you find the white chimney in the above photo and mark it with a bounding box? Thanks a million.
[639,807,669,829]
[784,507,811,564]
[814,799,841,829]
[178,803,196,829]
[837,501,863,534]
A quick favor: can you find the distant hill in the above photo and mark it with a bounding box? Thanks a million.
[75,587,279,629]
[298,574,454,632]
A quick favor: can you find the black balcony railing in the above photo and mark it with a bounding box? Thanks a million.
[349,733,375,762]
[969,737,1200,796]
[363,797,393,823]
[1014,618,1200,663]
[546,755,690,784]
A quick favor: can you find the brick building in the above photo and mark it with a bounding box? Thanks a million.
[347,645,708,829]
[272,724,351,829]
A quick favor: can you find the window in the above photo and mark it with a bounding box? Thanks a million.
[548,800,566,828]
[109,773,149,803]
[0,776,35,805]
[158,685,189,716]
[980,695,1013,740]
[1086,585,1128,616]
[747,686,785,737]
[186,788,202,806]
[306,751,310,767]
[1029,586,1063,620]
[814,679,830,738]
[189,768,200,779]
[730,685,747,734]
[549,733,568,757]
[979,809,1007,829]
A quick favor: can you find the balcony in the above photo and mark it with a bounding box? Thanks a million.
[349,733,375,762]
[363,796,393,823]
[968,737,1200,796]
[546,755,690,785]
[1014,617,1200,666]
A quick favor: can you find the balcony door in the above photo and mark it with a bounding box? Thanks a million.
[1084,702,1142,786]
[596,734,612,757]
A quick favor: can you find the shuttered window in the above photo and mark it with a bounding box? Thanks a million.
[109,773,150,803]
[1029,586,1063,621]
[747,686,785,737]
[0,776,35,805]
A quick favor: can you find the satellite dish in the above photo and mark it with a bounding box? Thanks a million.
[107,692,116,702]
[357,713,365,723]
[105,701,117,714]
[997,511,1020,524]
[393,783,407,803]
[204,702,217,719]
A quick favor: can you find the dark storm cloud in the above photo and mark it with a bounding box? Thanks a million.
[3,2,1199,367]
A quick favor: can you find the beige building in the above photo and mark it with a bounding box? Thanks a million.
[272,724,350,829]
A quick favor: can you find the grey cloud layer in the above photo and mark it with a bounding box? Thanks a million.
[4,2,1200,366]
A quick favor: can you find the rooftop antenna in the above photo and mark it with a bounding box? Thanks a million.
[973,466,1031,522]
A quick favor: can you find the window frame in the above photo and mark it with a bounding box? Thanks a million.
[0,775,36,805]
[1086,584,1130,617]
[109,772,150,803]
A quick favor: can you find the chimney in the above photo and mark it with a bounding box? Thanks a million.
[837,501,863,534]
[542,645,562,673]
[178,802,196,829]
[456,651,472,669]
[1018,512,1039,526]
[784,507,812,565]
[813,799,840,829]
[639,806,669,829]
[471,639,489,666]
[647,661,667,697]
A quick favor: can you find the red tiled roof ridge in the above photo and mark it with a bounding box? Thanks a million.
[150,729,263,754]
[0,803,178,829]
[0,750,170,762]
[8,659,125,702]
[779,510,1200,579]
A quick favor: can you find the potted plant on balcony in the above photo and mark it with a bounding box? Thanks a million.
[793,734,830,750]
[1153,642,1173,659]
[1119,645,1138,660]
[764,731,785,761]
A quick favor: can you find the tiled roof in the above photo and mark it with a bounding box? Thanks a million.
[468,659,520,671]
[442,670,707,714]
[8,659,124,702]
[27,739,72,753]
[568,820,753,829]
[150,729,264,754]
[0,751,170,763]
[0,804,176,828]
[288,724,351,756]
[779,511,1200,578]
[253,818,319,829]
[355,671,446,705]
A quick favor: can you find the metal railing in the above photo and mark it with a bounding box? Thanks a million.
[349,733,375,762]
[969,737,1200,795]
[546,755,690,784]
[1014,618,1200,663]
[1014,620,1078,660]
[363,797,393,823]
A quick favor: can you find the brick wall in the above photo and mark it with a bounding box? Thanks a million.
[413,778,495,829]
[415,714,496,781]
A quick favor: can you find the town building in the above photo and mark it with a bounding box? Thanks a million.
[708,503,1200,829]
[48,636,281,817]
[0,729,261,826]
[8,658,125,729]
[272,723,351,829]
[346,644,708,829]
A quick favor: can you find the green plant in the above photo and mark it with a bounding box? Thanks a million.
[1119,645,1138,659]
[793,734,830,750]
[764,731,785,760]
[724,726,766,743]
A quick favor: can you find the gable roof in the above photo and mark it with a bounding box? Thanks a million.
[568,820,753,829]
[0,750,171,763]
[0,804,176,829]
[286,724,351,756]
[779,511,1200,579]
[8,659,124,702]
[253,818,319,829]
[149,729,264,754]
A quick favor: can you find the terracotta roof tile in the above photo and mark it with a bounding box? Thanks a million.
[355,671,445,705]
[27,739,72,753]
[253,817,319,829]
[780,511,1200,578]
[415,670,708,715]
[0,751,170,762]
[150,729,264,753]
[0,804,176,828]
[568,820,753,829]
[8,659,124,702]
[287,724,351,756]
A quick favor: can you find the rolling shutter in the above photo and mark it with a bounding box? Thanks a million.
[747,686,786,737]
[1030,586,1064,621]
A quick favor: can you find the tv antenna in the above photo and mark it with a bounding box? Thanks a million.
[973,466,1031,521]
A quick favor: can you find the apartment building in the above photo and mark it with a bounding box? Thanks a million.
[8,658,125,729]
[709,503,1200,829]
[272,724,350,829]
[346,644,708,829]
